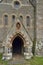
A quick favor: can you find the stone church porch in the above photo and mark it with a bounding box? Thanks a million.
[2,32,33,60]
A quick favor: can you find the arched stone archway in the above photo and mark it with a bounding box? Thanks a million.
[12,34,24,57]
[3,33,33,60]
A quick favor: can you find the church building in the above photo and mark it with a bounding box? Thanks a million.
[0,0,43,60]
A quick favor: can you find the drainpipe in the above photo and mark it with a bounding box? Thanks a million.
[29,0,37,56]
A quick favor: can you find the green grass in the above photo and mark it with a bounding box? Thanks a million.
[0,54,8,65]
[0,54,43,65]
[29,57,43,65]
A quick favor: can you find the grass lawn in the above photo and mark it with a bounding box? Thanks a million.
[0,54,43,65]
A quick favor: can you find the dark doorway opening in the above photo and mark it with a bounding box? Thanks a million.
[12,36,24,56]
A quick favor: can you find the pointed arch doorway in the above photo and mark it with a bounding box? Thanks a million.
[12,35,24,57]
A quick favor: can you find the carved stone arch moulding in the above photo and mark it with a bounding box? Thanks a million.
[8,32,26,47]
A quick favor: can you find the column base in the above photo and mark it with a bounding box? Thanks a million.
[2,53,12,60]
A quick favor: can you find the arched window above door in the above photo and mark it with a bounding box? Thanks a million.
[19,15,23,22]
[12,15,15,22]
[26,16,30,26]
[4,15,8,25]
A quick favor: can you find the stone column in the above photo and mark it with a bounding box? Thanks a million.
[24,42,33,59]
[2,43,12,60]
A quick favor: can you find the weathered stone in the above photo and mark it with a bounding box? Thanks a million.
[0,0,43,60]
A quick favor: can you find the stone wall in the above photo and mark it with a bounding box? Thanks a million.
[35,0,43,56]
[0,0,43,57]
[0,0,34,44]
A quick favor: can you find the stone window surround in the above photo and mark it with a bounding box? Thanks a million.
[3,13,9,26]
[19,14,23,22]
[26,15,31,27]
[12,15,15,22]
[2,13,31,27]
[12,0,22,9]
